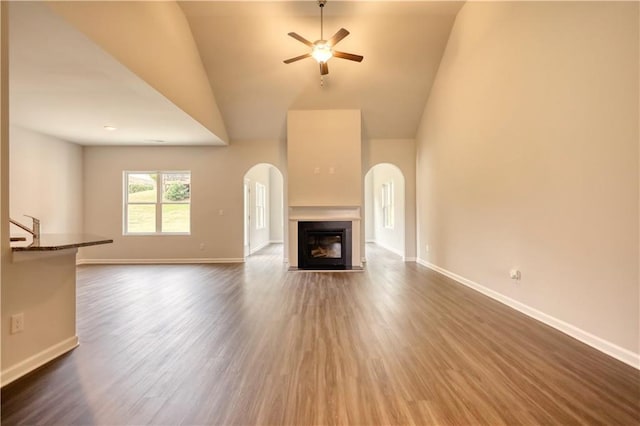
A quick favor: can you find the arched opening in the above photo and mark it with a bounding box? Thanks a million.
[243,163,284,260]
[364,163,406,260]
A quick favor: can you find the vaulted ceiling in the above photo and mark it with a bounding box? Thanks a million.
[8,1,464,145]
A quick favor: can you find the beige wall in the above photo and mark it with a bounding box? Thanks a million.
[364,172,374,243]
[416,1,639,358]
[287,110,362,207]
[83,134,413,262]
[10,126,83,235]
[1,0,8,280]
[81,140,286,262]
[2,18,79,383]
[1,0,9,377]
[2,251,78,385]
[269,166,284,242]
[364,138,416,260]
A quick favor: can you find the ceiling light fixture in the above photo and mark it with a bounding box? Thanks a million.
[311,42,332,63]
[283,0,363,78]
[103,125,117,131]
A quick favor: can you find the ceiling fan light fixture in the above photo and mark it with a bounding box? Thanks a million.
[283,0,362,76]
[311,43,332,63]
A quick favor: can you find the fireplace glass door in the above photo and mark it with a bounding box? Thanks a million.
[307,232,342,259]
[298,221,352,269]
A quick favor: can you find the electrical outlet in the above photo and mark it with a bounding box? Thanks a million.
[509,269,522,280]
[10,313,24,334]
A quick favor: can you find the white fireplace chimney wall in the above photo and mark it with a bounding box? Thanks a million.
[287,110,362,267]
[287,110,361,207]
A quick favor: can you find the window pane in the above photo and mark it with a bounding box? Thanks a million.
[127,205,156,233]
[256,183,266,229]
[128,173,157,202]
[162,204,190,233]
[382,182,394,229]
[162,172,191,203]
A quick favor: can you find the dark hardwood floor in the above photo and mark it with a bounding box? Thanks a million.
[1,244,638,425]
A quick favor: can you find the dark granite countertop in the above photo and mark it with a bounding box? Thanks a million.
[11,234,113,252]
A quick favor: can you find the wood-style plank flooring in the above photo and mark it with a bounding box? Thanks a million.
[1,244,639,425]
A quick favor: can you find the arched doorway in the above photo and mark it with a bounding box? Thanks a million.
[364,163,406,260]
[243,163,284,259]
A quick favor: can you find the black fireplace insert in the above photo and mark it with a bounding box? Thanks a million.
[298,221,352,269]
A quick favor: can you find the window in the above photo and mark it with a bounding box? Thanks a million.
[124,171,191,234]
[255,182,266,230]
[382,181,394,229]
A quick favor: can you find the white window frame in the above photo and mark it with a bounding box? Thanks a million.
[255,182,266,230]
[382,181,394,229]
[123,171,191,235]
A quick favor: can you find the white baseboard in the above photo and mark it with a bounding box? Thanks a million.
[1,336,79,387]
[404,257,417,262]
[77,258,244,265]
[416,258,640,370]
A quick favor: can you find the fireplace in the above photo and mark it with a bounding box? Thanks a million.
[298,221,352,269]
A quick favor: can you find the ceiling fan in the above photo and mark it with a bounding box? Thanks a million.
[283,0,363,76]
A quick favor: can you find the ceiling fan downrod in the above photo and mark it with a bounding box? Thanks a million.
[319,0,326,40]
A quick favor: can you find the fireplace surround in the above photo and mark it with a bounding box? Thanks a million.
[287,205,362,270]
